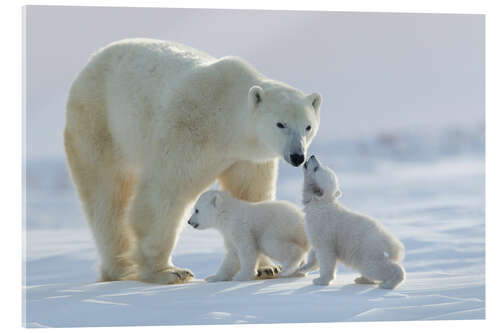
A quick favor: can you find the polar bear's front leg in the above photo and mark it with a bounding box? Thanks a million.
[206,242,240,282]
[218,159,280,278]
[129,177,194,284]
[218,159,278,202]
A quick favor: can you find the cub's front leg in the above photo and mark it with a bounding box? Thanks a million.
[206,241,240,282]
[218,160,280,280]
[313,246,337,286]
[232,239,259,281]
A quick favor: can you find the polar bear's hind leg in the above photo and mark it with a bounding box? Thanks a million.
[64,100,136,282]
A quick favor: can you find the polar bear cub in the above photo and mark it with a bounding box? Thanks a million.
[188,190,309,281]
[300,156,405,289]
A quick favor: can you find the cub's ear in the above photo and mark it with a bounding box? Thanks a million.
[308,92,322,115]
[210,192,223,208]
[333,189,342,200]
[248,85,264,110]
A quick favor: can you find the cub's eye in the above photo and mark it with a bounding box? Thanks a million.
[276,122,286,129]
[314,166,318,172]
[195,209,199,214]
[306,125,312,132]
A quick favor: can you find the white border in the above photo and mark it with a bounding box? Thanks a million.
[3,1,498,332]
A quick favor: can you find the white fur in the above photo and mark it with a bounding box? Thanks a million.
[300,156,405,289]
[188,190,310,281]
[64,38,321,283]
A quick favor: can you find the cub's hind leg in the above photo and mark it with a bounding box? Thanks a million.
[358,258,405,289]
[279,243,307,278]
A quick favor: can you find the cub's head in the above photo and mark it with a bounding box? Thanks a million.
[248,84,322,167]
[302,155,342,204]
[187,190,225,230]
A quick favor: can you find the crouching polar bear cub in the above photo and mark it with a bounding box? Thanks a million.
[188,190,310,281]
[300,156,405,289]
[64,38,322,284]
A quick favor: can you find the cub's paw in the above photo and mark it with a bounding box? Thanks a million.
[379,278,402,289]
[313,277,332,286]
[354,276,376,284]
[279,269,306,278]
[233,272,255,281]
[292,271,306,278]
[256,265,281,280]
[205,275,227,283]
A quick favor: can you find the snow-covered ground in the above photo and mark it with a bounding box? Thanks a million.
[23,126,485,327]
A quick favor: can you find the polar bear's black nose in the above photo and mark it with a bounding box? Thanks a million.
[290,153,305,167]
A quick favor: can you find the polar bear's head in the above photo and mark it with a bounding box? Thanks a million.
[248,84,322,167]
[302,155,342,204]
[187,190,227,230]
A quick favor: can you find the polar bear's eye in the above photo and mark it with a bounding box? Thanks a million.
[276,122,286,129]
[306,125,312,132]
[195,209,199,214]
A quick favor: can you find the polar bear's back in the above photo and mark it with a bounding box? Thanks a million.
[68,39,219,161]
[73,39,215,102]
[92,38,215,76]
[88,38,217,112]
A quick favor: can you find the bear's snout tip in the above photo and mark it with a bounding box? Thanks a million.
[290,153,305,167]
[187,219,199,229]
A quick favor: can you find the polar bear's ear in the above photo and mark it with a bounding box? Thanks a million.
[248,85,264,110]
[308,93,322,115]
[210,192,222,208]
[333,189,342,200]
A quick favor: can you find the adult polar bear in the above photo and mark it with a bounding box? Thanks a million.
[65,38,322,284]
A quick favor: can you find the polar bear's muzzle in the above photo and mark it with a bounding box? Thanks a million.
[187,219,199,229]
[283,134,306,167]
[289,153,305,167]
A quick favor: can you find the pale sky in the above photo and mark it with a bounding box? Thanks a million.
[25,6,484,158]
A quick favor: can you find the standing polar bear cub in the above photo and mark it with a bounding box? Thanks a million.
[188,190,310,281]
[65,38,322,284]
[301,156,405,289]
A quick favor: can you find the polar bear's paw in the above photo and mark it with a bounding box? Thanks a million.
[256,265,281,280]
[313,277,332,286]
[142,267,194,284]
[354,276,376,284]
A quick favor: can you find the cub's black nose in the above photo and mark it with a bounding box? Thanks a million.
[290,153,305,167]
